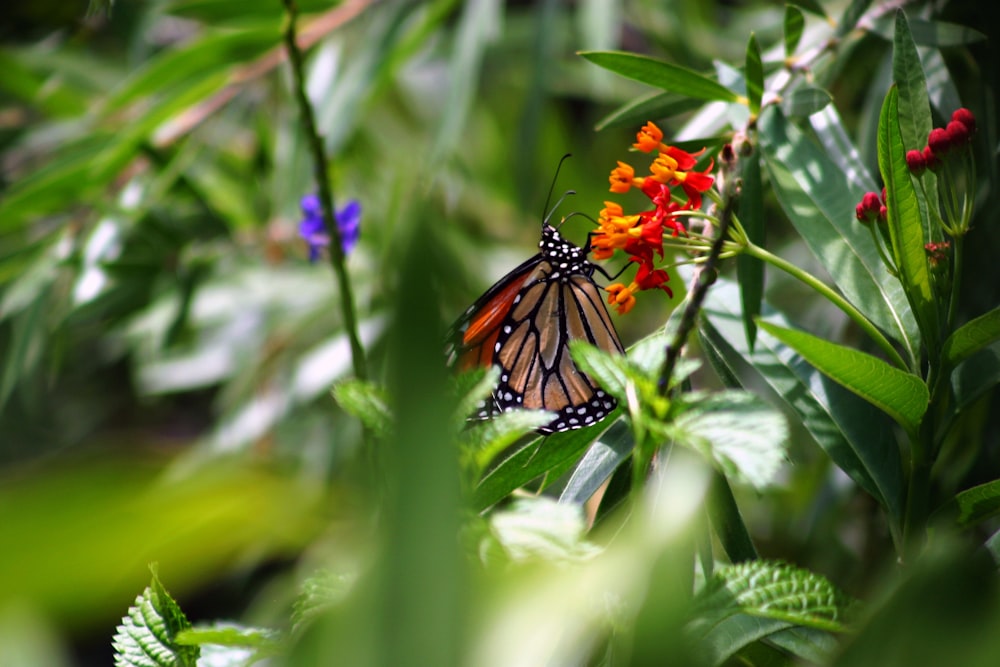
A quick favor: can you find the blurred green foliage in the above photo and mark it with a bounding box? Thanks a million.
[1,1,999,666]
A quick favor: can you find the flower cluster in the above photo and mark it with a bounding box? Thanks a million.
[855,188,887,226]
[594,121,716,314]
[905,108,976,175]
[855,106,978,277]
[299,194,362,262]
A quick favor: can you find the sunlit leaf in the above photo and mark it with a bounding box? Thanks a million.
[759,320,928,438]
[580,51,742,102]
[112,568,200,667]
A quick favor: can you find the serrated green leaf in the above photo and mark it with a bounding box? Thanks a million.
[489,497,599,562]
[759,321,928,438]
[675,392,788,490]
[878,86,937,351]
[579,51,742,103]
[112,570,199,667]
[942,307,1000,370]
[759,107,920,364]
[700,279,904,527]
[783,5,805,57]
[737,151,764,350]
[332,379,392,435]
[781,84,833,117]
[593,91,703,131]
[291,569,356,633]
[558,420,634,505]
[745,34,764,114]
[692,560,855,633]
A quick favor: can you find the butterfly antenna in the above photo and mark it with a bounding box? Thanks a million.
[542,153,574,226]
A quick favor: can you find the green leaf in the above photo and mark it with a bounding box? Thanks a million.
[878,86,937,351]
[473,425,609,511]
[745,34,764,114]
[175,623,280,650]
[759,321,928,438]
[892,11,935,153]
[488,497,599,562]
[675,392,788,490]
[291,569,355,633]
[558,420,634,505]
[594,91,703,131]
[870,14,987,47]
[780,84,833,117]
[783,5,805,57]
[942,307,1000,369]
[579,51,742,102]
[759,107,920,364]
[698,613,793,667]
[112,568,200,667]
[700,279,904,526]
[692,560,856,634]
[834,0,873,39]
[737,152,764,350]
[951,344,1000,414]
[935,479,1000,528]
[708,471,758,563]
[464,409,558,474]
[333,379,392,436]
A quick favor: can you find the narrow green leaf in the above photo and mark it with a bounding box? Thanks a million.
[745,34,764,114]
[700,278,904,526]
[112,569,200,667]
[942,307,1000,369]
[951,344,1000,414]
[759,321,928,437]
[870,15,987,47]
[708,471,758,563]
[465,409,557,474]
[432,0,500,160]
[783,5,805,57]
[579,51,742,102]
[934,479,1000,528]
[737,151,764,350]
[759,107,920,364]
[780,84,833,117]
[559,420,634,505]
[473,426,608,511]
[891,10,933,155]
[878,86,937,351]
[834,0,873,39]
[594,91,703,131]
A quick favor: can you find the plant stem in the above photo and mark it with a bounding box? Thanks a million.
[742,242,909,371]
[282,0,369,382]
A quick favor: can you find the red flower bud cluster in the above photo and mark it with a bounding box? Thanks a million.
[855,189,887,226]
[908,108,976,174]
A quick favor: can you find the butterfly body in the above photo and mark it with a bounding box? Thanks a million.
[448,224,624,433]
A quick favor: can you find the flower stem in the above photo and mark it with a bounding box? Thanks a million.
[742,242,909,371]
[282,0,368,382]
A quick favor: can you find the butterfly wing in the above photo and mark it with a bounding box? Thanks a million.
[448,244,624,433]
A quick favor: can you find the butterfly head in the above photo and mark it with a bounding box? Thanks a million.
[540,223,590,278]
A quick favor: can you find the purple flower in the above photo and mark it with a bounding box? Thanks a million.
[299,194,361,262]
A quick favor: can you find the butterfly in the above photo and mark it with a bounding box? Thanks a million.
[446,220,625,433]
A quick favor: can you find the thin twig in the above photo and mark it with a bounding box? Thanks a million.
[657,153,740,396]
[281,0,368,382]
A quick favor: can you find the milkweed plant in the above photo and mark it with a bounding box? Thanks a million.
[1,1,996,666]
